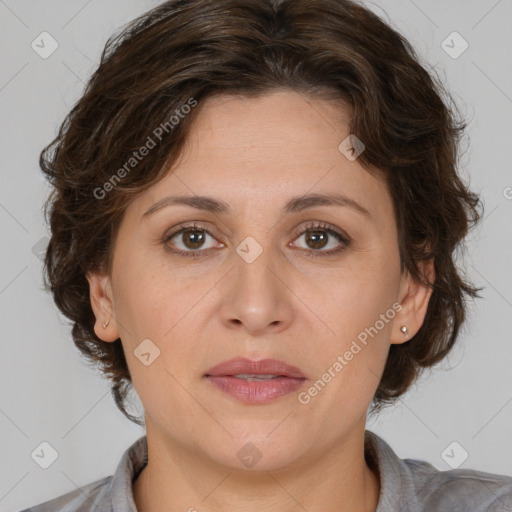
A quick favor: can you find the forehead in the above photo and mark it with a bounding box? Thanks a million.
[184,90,353,158]
[131,90,392,224]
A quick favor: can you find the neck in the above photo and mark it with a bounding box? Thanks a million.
[133,425,381,512]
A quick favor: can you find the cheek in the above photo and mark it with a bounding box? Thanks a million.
[112,254,189,335]
[325,251,400,336]
[302,295,395,430]
[112,256,212,376]
[311,254,400,393]
[112,264,197,417]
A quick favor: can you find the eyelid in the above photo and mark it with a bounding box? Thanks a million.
[162,221,224,246]
[162,220,350,257]
[291,220,351,244]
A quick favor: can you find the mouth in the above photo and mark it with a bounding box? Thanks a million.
[204,357,307,404]
[205,357,307,379]
[228,374,284,381]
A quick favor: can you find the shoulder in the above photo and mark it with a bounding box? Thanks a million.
[20,435,148,512]
[405,458,512,511]
[365,430,512,512]
[19,475,112,512]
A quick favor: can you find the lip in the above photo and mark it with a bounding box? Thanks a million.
[205,357,306,378]
[204,357,307,405]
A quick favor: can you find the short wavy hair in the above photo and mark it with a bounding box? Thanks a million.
[41,0,483,425]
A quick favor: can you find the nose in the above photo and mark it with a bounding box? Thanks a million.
[218,243,294,336]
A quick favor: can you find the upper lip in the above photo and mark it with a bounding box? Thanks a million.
[205,357,306,379]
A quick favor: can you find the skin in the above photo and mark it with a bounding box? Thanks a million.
[87,89,434,512]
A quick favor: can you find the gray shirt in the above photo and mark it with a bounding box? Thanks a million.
[21,430,512,512]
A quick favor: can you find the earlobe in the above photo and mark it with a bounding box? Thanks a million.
[86,270,120,342]
[391,258,435,345]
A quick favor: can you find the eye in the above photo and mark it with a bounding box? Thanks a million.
[290,221,350,257]
[162,222,223,257]
[162,221,350,258]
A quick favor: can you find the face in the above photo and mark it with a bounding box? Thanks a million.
[88,89,433,471]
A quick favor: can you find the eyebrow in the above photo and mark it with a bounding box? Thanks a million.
[142,192,372,219]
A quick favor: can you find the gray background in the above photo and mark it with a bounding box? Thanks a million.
[0,1,511,510]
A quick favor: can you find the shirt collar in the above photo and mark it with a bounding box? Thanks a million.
[110,435,148,512]
[365,429,421,511]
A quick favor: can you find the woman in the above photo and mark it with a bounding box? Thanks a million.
[23,0,512,511]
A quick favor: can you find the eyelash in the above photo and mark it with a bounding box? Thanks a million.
[162,221,351,259]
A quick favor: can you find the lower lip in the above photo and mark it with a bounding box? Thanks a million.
[205,376,306,404]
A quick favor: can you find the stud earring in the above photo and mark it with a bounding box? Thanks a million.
[102,316,111,329]
[400,325,409,338]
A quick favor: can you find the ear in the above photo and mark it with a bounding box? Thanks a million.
[86,270,120,342]
[390,257,435,345]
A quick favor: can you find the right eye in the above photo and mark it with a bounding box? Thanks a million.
[162,222,224,257]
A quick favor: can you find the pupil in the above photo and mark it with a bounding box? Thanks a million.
[184,230,204,249]
[307,230,327,249]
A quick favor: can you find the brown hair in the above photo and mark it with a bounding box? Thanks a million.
[40,0,483,424]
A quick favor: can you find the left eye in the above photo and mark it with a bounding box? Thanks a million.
[291,225,348,253]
